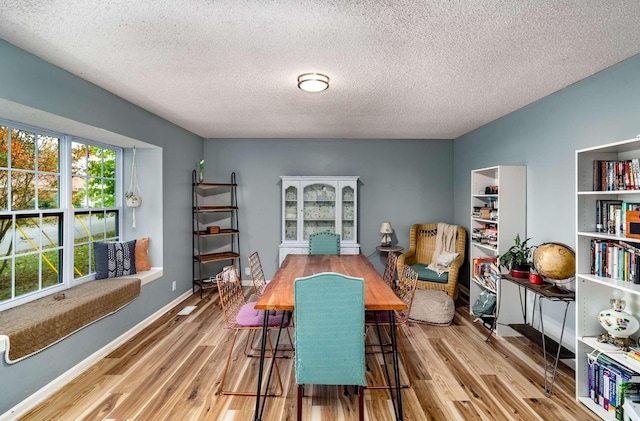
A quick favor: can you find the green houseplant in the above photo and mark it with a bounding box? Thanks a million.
[498,234,534,278]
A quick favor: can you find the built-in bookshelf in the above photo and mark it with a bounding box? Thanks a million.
[576,135,640,420]
[469,166,526,335]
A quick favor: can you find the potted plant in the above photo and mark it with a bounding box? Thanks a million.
[125,191,141,208]
[498,233,534,278]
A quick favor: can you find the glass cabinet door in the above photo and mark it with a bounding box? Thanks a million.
[341,185,355,241]
[302,182,336,240]
[284,185,298,241]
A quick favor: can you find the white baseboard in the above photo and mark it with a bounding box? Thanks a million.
[0,290,192,421]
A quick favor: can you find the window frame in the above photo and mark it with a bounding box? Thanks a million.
[0,119,123,311]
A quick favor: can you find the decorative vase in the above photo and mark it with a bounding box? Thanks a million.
[529,272,543,284]
[596,291,640,351]
[598,300,639,339]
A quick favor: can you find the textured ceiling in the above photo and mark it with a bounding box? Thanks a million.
[1,1,640,139]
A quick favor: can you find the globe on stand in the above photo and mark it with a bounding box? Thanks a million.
[532,242,576,286]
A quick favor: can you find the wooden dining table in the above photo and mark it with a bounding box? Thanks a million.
[253,254,407,421]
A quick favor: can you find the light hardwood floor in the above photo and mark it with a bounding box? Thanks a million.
[19,290,599,421]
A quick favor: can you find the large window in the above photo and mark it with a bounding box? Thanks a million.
[0,122,121,307]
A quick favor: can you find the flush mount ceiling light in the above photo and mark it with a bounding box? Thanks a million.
[297,73,329,93]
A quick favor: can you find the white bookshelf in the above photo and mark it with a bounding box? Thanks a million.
[469,166,526,335]
[575,135,640,420]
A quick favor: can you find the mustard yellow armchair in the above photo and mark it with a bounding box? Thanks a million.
[397,223,466,300]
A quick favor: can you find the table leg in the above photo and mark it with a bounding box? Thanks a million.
[254,309,288,420]
[540,299,570,397]
[388,310,404,420]
[254,309,270,420]
[372,311,400,420]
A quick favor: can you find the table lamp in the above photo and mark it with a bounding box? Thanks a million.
[597,289,640,351]
[380,221,393,247]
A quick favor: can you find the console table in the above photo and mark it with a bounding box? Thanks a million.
[488,274,575,397]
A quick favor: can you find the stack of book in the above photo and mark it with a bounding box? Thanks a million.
[588,352,640,420]
[591,239,640,282]
[472,257,499,292]
[471,223,498,248]
[596,200,640,234]
[593,159,640,191]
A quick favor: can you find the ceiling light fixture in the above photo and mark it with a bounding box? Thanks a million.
[297,73,329,93]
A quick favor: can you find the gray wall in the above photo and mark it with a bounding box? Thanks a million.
[204,138,454,277]
[453,53,640,348]
[0,39,203,413]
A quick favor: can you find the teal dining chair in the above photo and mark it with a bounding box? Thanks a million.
[308,232,341,255]
[294,272,366,421]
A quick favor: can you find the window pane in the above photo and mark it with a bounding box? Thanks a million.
[90,212,106,241]
[103,149,116,178]
[15,253,38,297]
[0,169,7,211]
[11,129,36,171]
[11,171,36,210]
[74,212,90,244]
[38,175,59,209]
[71,142,87,175]
[88,177,103,208]
[103,177,116,207]
[0,258,12,302]
[37,135,59,173]
[0,126,7,168]
[15,215,40,255]
[88,146,102,178]
[74,244,90,279]
[42,215,61,248]
[72,175,87,208]
[106,211,118,240]
[42,249,61,288]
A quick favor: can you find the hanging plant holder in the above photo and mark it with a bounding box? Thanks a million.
[126,147,142,228]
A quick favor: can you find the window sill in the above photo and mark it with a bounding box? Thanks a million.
[138,267,163,286]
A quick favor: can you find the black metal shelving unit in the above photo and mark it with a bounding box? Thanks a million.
[192,170,241,297]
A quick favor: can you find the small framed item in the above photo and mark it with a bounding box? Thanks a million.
[626,211,640,239]
[208,225,220,234]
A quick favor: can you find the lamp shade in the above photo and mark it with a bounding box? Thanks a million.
[380,221,393,234]
[298,73,329,92]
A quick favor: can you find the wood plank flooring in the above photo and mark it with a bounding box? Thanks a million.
[19,290,599,421]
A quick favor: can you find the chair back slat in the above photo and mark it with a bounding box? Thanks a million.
[216,266,245,327]
[248,251,267,297]
[382,252,398,288]
[395,265,418,323]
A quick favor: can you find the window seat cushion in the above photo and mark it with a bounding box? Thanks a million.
[0,277,141,364]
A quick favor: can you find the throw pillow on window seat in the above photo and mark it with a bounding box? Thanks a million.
[94,240,137,279]
[135,237,151,271]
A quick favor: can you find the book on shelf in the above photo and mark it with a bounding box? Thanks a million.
[596,199,623,234]
[591,239,640,283]
[588,351,640,420]
[472,257,499,291]
[596,200,640,234]
[593,159,640,192]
